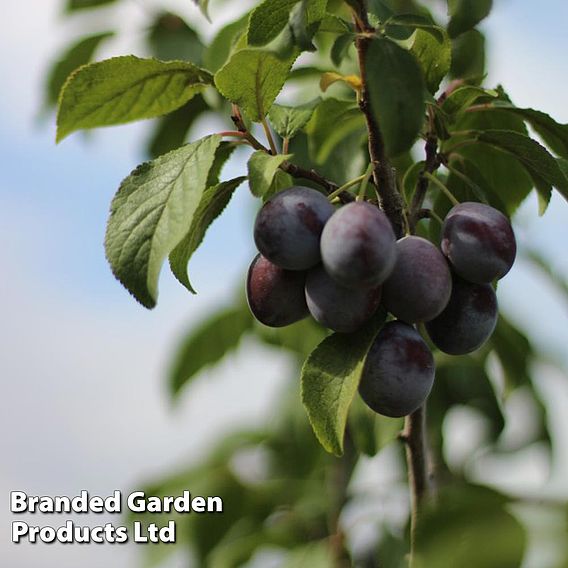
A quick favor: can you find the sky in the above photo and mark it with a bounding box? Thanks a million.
[0,1,567,567]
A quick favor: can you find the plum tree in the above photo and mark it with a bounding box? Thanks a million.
[246,254,308,327]
[320,201,396,288]
[254,186,335,271]
[305,265,381,333]
[425,274,498,355]
[441,202,517,284]
[382,236,452,323]
[359,321,435,418]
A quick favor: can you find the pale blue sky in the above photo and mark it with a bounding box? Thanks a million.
[1,1,567,567]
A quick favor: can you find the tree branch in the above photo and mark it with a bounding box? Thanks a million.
[352,6,405,238]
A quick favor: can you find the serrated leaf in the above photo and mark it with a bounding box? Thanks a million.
[169,305,254,396]
[247,151,292,198]
[491,102,568,159]
[365,37,425,156]
[408,27,451,94]
[385,14,445,42]
[447,0,493,39]
[204,14,249,73]
[105,135,221,308]
[247,0,299,46]
[451,107,533,214]
[214,49,297,121]
[56,56,213,142]
[65,0,116,10]
[44,32,114,109]
[301,313,385,456]
[169,177,245,293]
[268,98,321,139]
[289,0,328,52]
[478,129,568,211]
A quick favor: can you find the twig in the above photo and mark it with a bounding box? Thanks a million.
[261,117,278,155]
[352,5,405,238]
[401,406,430,566]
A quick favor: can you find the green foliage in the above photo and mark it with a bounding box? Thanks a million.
[247,0,299,46]
[407,27,451,94]
[56,56,213,142]
[147,12,204,63]
[365,37,425,156]
[414,483,526,568]
[105,135,221,308]
[247,151,292,198]
[65,0,117,10]
[268,98,321,139]
[169,177,246,293]
[450,29,485,79]
[169,304,254,397]
[301,313,385,456]
[214,49,297,121]
[447,0,493,39]
[44,32,114,109]
[204,14,250,72]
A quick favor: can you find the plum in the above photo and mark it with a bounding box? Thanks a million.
[305,265,381,333]
[254,186,335,270]
[441,202,516,283]
[246,254,309,327]
[382,236,452,323]
[359,321,435,418]
[425,274,498,355]
[320,201,396,289]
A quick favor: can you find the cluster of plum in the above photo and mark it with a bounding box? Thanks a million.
[246,186,516,418]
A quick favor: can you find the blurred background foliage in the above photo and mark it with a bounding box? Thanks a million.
[44,0,568,566]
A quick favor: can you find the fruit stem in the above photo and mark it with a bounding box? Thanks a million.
[424,172,460,206]
[356,162,375,201]
[352,3,405,238]
[218,130,247,138]
[261,117,278,155]
[328,173,368,201]
[282,136,290,155]
[402,406,430,566]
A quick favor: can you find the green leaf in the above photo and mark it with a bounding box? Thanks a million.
[450,29,485,79]
[348,396,378,457]
[169,177,246,293]
[365,37,425,156]
[44,32,114,109]
[191,0,211,21]
[56,56,213,142]
[415,483,526,568]
[247,151,292,198]
[491,102,568,159]
[301,313,385,456]
[478,129,568,212]
[204,14,249,73]
[146,95,209,158]
[451,107,533,214]
[402,160,426,205]
[268,98,321,139]
[247,0,299,46]
[331,33,354,66]
[214,49,297,121]
[65,0,116,10]
[385,14,445,42]
[105,135,221,308]
[408,27,451,94]
[442,85,496,118]
[447,0,493,39]
[305,98,364,164]
[282,541,334,567]
[148,12,204,63]
[289,0,328,52]
[169,305,254,396]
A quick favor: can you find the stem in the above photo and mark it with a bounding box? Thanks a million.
[424,172,460,206]
[261,117,278,155]
[357,162,374,201]
[352,4,404,238]
[401,407,430,565]
[282,137,290,155]
[219,130,247,138]
[328,173,368,201]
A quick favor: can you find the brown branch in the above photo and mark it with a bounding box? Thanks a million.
[402,406,430,565]
[231,104,354,202]
[352,6,405,238]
